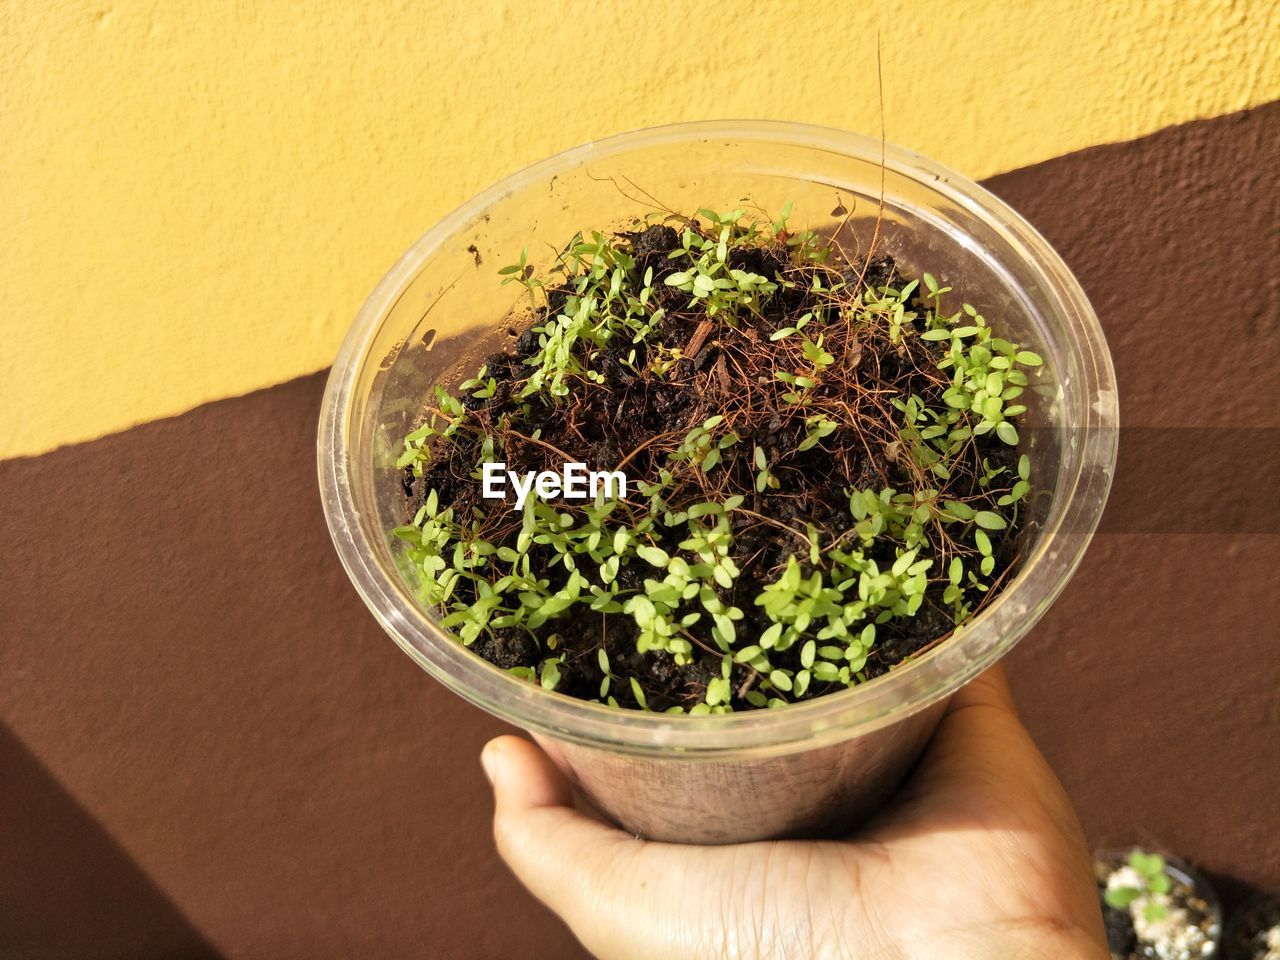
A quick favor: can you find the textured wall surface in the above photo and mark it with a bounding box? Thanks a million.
[3,0,1278,458]
[2,103,1276,959]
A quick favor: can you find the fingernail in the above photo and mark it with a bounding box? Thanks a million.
[480,742,500,786]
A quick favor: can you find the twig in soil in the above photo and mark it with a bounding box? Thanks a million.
[684,319,715,360]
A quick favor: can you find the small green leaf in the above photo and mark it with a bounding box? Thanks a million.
[540,660,561,691]
[629,677,648,709]
[974,511,1007,531]
[760,622,784,649]
[1142,901,1169,923]
[1105,887,1141,909]
[636,545,670,567]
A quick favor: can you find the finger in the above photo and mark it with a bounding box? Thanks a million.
[483,736,631,885]
[891,663,1087,848]
[947,662,1017,715]
[482,735,574,810]
[914,667,1103,931]
[874,664,1043,826]
[924,664,1037,783]
[482,737,650,953]
[928,663,1027,772]
[482,737,742,960]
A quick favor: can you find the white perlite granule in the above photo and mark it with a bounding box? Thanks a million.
[1263,923,1280,960]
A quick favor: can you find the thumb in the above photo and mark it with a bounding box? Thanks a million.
[481,737,639,941]
[482,734,577,812]
[481,736,736,960]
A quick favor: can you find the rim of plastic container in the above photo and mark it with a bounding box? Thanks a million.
[319,120,1118,757]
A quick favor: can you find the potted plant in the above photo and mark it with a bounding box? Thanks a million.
[1225,893,1280,960]
[1097,848,1223,960]
[319,122,1118,843]
[394,208,1040,711]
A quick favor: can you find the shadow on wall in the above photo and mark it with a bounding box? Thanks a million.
[0,724,223,959]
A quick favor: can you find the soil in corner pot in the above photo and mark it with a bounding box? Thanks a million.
[1225,895,1280,960]
[393,206,1044,714]
[1098,850,1223,960]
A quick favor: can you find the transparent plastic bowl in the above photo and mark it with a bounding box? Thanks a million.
[318,121,1118,843]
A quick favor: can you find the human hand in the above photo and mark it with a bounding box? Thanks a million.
[481,665,1108,960]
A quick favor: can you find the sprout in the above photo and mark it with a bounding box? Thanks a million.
[395,204,1037,711]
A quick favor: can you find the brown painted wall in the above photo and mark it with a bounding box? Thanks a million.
[1,102,1277,958]
[985,103,1280,887]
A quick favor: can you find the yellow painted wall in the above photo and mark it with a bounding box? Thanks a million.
[3,0,1277,458]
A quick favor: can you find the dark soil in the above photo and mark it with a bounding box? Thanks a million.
[403,221,1024,711]
[1225,896,1280,960]
[1105,905,1138,957]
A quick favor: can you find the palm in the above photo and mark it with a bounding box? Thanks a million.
[484,668,1108,960]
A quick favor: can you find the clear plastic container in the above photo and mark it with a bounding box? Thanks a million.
[318,121,1118,843]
